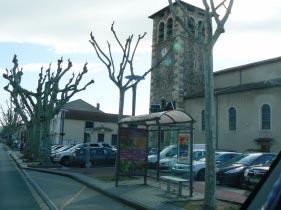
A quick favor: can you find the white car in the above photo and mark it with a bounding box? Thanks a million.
[148,144,205,168]
[51,144,84,166]
[148,145,178,168]
[159,149,206,170]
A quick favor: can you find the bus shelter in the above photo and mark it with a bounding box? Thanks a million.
[116,110,195,196]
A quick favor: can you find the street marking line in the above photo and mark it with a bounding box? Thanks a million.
[60,186,87,210]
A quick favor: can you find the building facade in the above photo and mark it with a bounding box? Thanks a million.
[186,58,281,152]
[50,99,119,146]
[149,2,208,109]
[149,3,281,153]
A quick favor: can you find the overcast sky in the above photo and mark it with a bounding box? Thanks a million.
[0,0,280,115]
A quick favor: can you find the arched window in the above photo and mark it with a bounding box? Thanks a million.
[166,18,173,38]
[188,17,195,35]
[261,104,271,130]
[201,110,205,130]
[229,107,236,130]
[158,22,165,42]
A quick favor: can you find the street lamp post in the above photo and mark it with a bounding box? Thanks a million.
[125,75,145,116]
[59,109,68,145]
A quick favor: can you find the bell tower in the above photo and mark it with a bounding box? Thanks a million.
[149,2,208,109]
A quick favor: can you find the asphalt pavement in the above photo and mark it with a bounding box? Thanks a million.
[0,143,42,210]
[26,170,135,210]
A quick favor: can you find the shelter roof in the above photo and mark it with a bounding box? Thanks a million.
[119,110,194,126]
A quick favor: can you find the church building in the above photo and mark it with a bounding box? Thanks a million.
[149,2,281,153]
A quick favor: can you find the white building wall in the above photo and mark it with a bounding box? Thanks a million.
[185,86,281,153]
[214,60,281,90]
[185,97,205,144]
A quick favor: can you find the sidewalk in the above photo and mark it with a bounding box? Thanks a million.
[9,149,247,210]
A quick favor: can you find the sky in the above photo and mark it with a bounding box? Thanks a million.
[0,0,281,115]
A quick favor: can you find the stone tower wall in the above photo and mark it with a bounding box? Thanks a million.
[150,3,207,109]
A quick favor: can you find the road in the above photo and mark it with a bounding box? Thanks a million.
[0,143,135,210]
[0,143,43,210]
[26,170,135,210]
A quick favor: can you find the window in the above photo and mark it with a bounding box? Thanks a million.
[98,133,104,142]
[166,18,173,38]
[188,17,195,35]
[201,110,205,130]
[229,107,236,130]
[85,121,94,128]
[83,133,91,143]
[253,154,276,165]
[111,134,117,146]
[198,21,205,38]
[158,22,165,42]
[261,104,271,130]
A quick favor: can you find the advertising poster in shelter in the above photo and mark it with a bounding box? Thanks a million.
[119,127,147,175]
[177,133,189,163]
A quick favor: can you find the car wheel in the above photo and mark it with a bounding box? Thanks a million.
[61,156,70,166]
[197,169,205,181]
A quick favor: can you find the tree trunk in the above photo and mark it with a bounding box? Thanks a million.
[118,89,125,120]
[33,119,41,160]
[203,45,216,210]
[41,118,52,166]
[23,125,34,159]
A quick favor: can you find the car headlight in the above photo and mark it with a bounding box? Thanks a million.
[225,167,244,174]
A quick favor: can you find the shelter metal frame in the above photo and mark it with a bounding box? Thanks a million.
[116,110,195,197]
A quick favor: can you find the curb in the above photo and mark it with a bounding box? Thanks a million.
[8,152,59,210]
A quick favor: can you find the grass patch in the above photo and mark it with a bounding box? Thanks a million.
[95,176,138,182]
[173,200,240,210]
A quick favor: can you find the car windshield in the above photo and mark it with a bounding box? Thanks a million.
[160,146,174,155]
[235,153,261,165]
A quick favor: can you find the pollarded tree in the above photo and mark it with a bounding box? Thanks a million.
[89,22,169,118]
[0,100,22,146]
[3,55,94,165]
[168,0,234,209]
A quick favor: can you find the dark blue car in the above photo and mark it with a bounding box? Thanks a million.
[71,147,116,167]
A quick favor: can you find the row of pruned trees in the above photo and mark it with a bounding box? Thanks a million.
[2,56,94,165]
[0,100,22,147]
[1,23,156,165]
[1,18,170,166]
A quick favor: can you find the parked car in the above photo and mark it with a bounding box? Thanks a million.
[159,149,206,170]
[244,160,272,188]
[51,145,64,152]
[148,144,205,168]
[172,151,241,180]
[91,143,116,151]
[148,148,157,155]
[148,145,180,168]
[71,147,116,167]
[216,153,277,187]
[51,144,84,166]
[51,144,75,155]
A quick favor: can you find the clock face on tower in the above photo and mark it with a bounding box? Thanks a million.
[160,47,168,57]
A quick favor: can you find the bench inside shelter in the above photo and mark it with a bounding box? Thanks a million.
[160,175,189,197]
